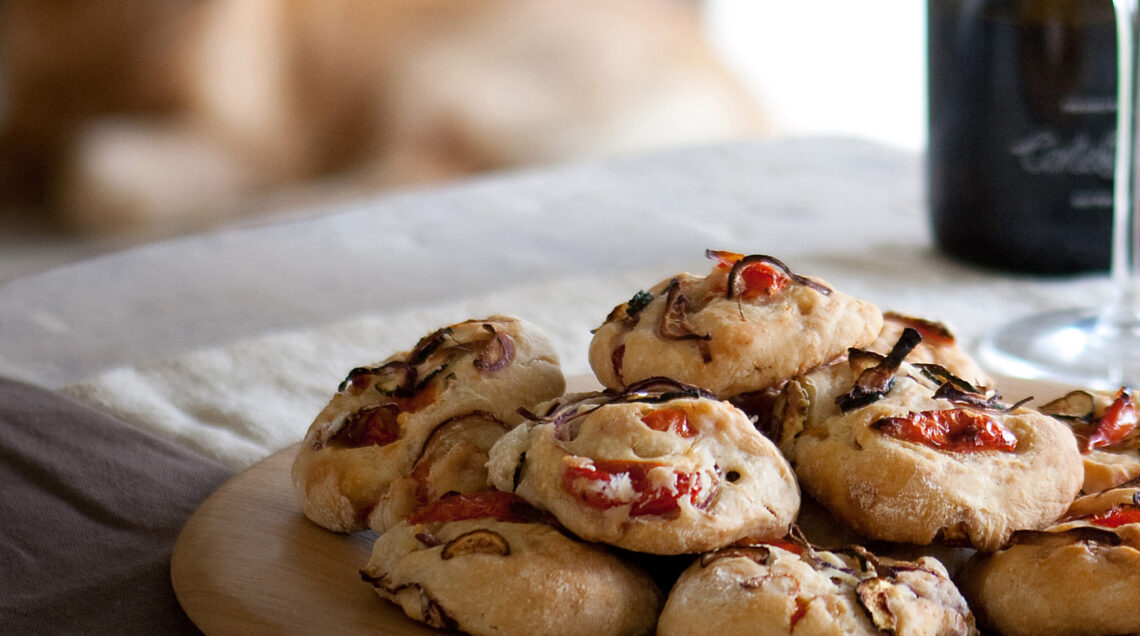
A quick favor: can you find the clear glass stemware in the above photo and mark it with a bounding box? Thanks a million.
[977,0,1140,388]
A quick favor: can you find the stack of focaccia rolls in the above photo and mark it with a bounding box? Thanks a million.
[290,251,1140,636]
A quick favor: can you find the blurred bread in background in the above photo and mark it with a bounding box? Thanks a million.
[0,0,766,236]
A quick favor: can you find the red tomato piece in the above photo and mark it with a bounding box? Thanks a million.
[1084,388,1138,453]
[641,408,698,437]
[738,261,788,298]
[1087,504,1140,528]
[887,314,956,346]
[561,459,702,516]
[394,382,439,413]
[336,405,401,447]
[873,409,1018,453]
[708,250,745,269]
[790,597,810,631]
[759,538,805,556]
[407,491,524,525]
[707,251,788,298]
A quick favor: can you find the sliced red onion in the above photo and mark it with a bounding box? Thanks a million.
[836,328,921,412]
[658,278,712,362]
[473,325,514,373]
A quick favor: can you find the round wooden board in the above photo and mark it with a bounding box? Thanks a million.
[171,442,436,635]
[169,374,1070,634]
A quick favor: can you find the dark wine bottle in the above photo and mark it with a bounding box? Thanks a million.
[928,0,1117,274]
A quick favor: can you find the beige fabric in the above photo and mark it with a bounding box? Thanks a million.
[60,274,636,470]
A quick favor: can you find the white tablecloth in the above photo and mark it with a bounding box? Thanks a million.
[0,137,1111,468]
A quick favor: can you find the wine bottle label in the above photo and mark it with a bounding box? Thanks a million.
[1008,129,1114,179]
[1061,95,1116,115]
[928,0,1117,274]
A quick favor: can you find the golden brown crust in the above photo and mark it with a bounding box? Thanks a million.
[487,391,800,554]
[363,518,662,636]
[778,360,1083,552]
[588,258,882,396]
[959,486,1140,636]
[291,316,564,532]
[658,541,977,636]
[1081,450,1140,495]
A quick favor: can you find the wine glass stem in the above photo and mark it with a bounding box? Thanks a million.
[1111,0,1140,330]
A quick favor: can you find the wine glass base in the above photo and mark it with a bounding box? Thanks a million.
[977,307,1140,390]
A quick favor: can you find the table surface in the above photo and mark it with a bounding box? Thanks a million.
[0,136,1107,387]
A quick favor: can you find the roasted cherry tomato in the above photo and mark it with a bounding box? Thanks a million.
[335,405,401,447]
[873,409,1018,453]
[641,408,698,437]
[562,459,702,516]
[1086,504,1140,528]
[885,313,956,347]
[708,249,746,268]
[760,538,805,555]
[790,597,811,631]
[1084,388,1138,453]
[407,491,525,525]
[709,250,788,298]
[739,263,788,298]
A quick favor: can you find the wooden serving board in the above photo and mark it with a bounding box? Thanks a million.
[171,442,437,635]
[170,374,1067,634]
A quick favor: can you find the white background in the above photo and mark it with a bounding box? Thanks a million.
[705,0,928,151]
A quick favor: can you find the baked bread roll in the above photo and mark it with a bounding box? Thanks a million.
[487,378,800,554]
[588,251,883,396]
[292,316,564,532]
[361,491,662,636]
[658,534,978,636]
[1039,386,1140,494]
[736,311,989,443]
[959,484,1140,636]
[772,329,1083,552]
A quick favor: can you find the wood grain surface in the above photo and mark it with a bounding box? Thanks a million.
[169,373,1071,634]
[171,442,439,635]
